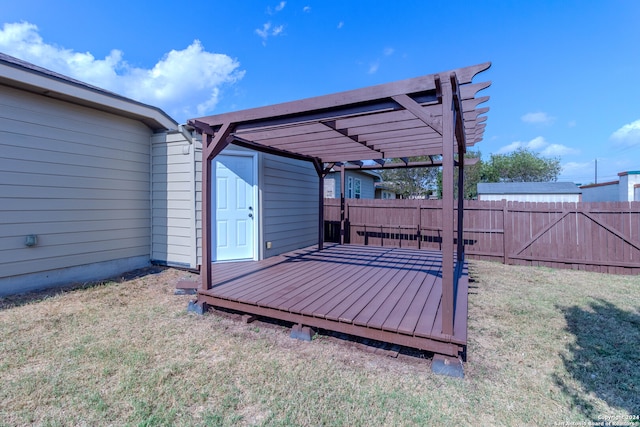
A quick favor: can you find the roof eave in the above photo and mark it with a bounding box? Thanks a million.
[0,58,177,132]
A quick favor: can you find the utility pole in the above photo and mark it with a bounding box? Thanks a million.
[595,158,598,184]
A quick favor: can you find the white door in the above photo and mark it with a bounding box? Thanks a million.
[213,154,256,261]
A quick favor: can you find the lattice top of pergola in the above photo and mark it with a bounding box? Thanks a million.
[188,62,490,170]
[189,62,491,338]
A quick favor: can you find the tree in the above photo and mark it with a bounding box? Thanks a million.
[437,148,562,199]
[378,156,440,198]
[483,148,561,182]
[436,151,483,199]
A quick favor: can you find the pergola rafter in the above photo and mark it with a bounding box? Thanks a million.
[188,62,491,338]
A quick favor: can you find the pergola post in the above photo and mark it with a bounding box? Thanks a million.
[457,152,465,264]
[198,122,234,292]
[441,76,455,337]
[312,158,326,251]
[340,166,346,245]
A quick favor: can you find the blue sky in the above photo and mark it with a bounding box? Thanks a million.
[2,0,639,184]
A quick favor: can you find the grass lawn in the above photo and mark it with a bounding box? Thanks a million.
[1,260,638,426]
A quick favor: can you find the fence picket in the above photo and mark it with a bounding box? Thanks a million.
[324,198,640,275]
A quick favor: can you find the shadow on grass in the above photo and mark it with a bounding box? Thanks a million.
[554,299,640,420]
[0,266,167,311]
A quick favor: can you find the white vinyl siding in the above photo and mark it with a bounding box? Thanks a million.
[151,132,197,268]
[0,85,153,294]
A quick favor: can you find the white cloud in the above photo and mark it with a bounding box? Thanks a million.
[610,119,640,148]
[0,22,244,122]
[255,21,285,45]
[267,1,286,14]
[560,161,593,181]
[496,141,522,154]
[255,22,272,41]
[337,21,344,29]
[303,6,311,12]
[541,144,579,156]
[368,61,379,74]
[383,47,394,56]
[497,136,578,157]
[521,111,555,125]
[562,161,592,174]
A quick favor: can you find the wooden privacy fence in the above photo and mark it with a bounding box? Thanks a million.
[324,198,640,275]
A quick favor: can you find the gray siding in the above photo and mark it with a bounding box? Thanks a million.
[193,145,319,266]
[0,85,153,294]
[478,193,581,202]
[581,183,619,202]
[262,154,318,257]
[151,132,197,268]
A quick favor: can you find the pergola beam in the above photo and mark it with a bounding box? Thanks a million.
[188,62,491,340]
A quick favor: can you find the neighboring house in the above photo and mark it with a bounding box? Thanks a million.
[0,53,317,295]
[477,182,582,202]
[580,171,640,202]
[324,169,380,199]
[374,182,398,199]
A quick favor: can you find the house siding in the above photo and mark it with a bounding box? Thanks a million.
[581,183,619,202]
[193,146,318,265]
[261,154,318,257]
[324,170,377,199]
[478,194,581,202]
[0,85,153,295]
[151,131,197,268]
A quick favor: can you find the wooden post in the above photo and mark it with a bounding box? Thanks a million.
[503,201,509,265]
[417,204,422,249]
[340,167,346,245]
[457,155,465,263]
[199,122,234,292]
[441,76,455,336]
[201,132,213,292]
[318,167,325,250]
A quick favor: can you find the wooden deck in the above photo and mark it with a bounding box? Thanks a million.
[197,244,468,358]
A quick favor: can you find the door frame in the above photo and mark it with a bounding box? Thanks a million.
[212,150,259,262]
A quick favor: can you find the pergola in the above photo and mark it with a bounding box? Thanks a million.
[188,62,491,337]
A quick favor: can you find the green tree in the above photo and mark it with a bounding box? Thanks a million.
[437,148,561,199]
[483,148,561,182]
[378,156,440,198]
[436,151,483,199]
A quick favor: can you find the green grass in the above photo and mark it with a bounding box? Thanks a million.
[0,262,638,426]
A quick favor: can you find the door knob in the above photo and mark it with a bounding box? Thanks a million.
[248,213,253,218]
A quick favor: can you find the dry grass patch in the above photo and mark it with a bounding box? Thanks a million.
[1,262,639,426]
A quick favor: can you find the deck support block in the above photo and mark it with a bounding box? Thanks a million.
[431,354,464,378]
[187,299,208,315]
[290,324,315,342]
[175,280,199,295]
[242,314,258,324]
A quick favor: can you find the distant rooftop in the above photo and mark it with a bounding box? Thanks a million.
[477,182,582,195]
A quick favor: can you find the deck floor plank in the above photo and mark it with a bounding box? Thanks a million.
[378,259,438,333]
[198,244,468,357]
[362,253,428,329]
